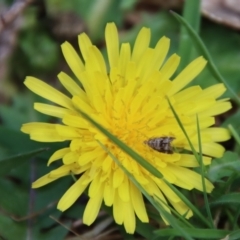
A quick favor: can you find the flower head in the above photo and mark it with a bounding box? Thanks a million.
[21,23,231,233]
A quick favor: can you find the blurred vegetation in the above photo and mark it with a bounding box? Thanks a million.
[1,0,240,239]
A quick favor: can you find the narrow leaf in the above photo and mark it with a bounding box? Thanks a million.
[171,11,240,106]
[154,228,229,239]
[0,148,47,176]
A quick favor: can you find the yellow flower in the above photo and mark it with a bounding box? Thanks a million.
[21,23,231,233]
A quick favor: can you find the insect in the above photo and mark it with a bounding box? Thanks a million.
[144,137,175,154]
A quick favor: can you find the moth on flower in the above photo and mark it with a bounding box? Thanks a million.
[21,22,232,234]
[144,136,175,154]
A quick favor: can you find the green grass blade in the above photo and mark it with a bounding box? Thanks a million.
[166,97,200,164]
[165,97,212,227]
[228,124,240,146]
[153,203,194,240]
[154,228,230,239]
[233,207,240,230]
[154,194,195,229]
[196,115,214,228]
[211,192,240,205]
[178,0,201,71]
[229,229,240,240]
[171,11,240,106]
[163,179,211,228]
[0,148,47,176]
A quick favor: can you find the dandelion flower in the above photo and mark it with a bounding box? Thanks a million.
[21,23,231,233]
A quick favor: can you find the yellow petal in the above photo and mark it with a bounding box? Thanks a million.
[160,53,180,80]
[201,142,225,158]
[153,36,170,70]
[196,116,215,129]
[199,101,232,117]
[174,154,211,167]
[168,165,214,192]
[78,32,93,61]
[169,199,193,218]
[130,182,149,222]
[24,77,74,109]
[113,194,124,224]
[118,176,130,202]
[174,85,202,102]
[58,72,87,100]
[30,128,66,142]
[63,151,79,164]
[153,186,171,217]
[196,83,226,100]
[158,167,176,183]
[32,173,58,188]
[103,174,115,206]
[57,173,89,211]
[72,163,91,175]
[118,43,131,77]
[105,22,119,68]
[49,164,73,178]
[136,48,154,82]
[34,103,74,118]
[113,168,124,188]
[21,122,56,134]
[168,56,207,95]
[202,127,231,142]
[187,99,216,115]
[56,125,81,138]
[102,155,113,172]
[85,46,107,74]
[123,200,136,234]
[78,148,104,166]
[72,95,95,113]
[83,185,104,225]
[63,114,88,128]
[88,171,101,197]
[61,41,84,80]
[132,27,150,63]
[156,179,180,203]
[48,148,70,166]
[70,139,96,151]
